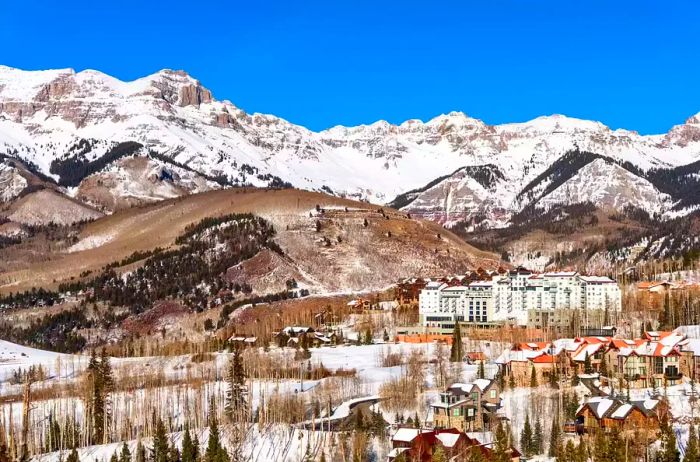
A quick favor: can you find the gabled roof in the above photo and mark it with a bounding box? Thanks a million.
[392,427,430,443]
[532,354,557,364]
[576,397,661,420]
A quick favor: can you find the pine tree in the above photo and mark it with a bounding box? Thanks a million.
[520,413,533,457]
[110,451,118,462]
[658,415,680,462]
[151,417,170,462]
[533,417,543,455]
[584,351,593,374]
[225,346,247,422]
[565,440,576,462]
[529,364,537,387]
[204,414,229,462]
[119,443,131,462]
[363,328,373,345]
[478,360,485,379]
[450,323,463,362]
[464,446,485,462]
[576,439,588,462]
[548,416,561,458]
[687,424,699,462]
[492,422,511,462]
[600,351,608,377]
[66,448,80,462]
[431,446,447,462]
[182,426,197,462]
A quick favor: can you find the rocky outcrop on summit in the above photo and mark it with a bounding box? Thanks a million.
[179,83,212,107]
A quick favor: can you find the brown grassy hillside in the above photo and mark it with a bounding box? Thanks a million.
[0,188,500,294]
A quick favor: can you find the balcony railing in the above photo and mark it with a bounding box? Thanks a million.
[665,370,683,381]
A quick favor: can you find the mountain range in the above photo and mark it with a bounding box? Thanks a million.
[1,65,699,253]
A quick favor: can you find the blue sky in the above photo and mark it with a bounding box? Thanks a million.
[1,1,699,134]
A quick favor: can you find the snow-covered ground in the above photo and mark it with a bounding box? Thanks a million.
[4,338,698,461]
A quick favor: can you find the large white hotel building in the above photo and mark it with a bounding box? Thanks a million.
[418,267,621,333]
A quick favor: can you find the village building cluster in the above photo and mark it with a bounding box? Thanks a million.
[494,329,699,389]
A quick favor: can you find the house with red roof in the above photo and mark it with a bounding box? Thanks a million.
[387,427,520,462]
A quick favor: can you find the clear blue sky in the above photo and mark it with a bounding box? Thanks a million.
[2,1,699,134]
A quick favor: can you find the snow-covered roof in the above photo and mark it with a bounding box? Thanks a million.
[282,326,314,335]
[578,275,616,283]
[392,428,429,443]
[387,448,408,458]
[544,271,578,277]
[436,432,460,448]
[610,403,633,419]
[572,343,605,362]
[681,339,700,356]
[473,379,492,392]
[577,397,660,420]
[675,325,700,339]
[495,348,545,364]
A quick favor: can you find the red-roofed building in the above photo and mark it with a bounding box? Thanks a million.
[388,427,520,462]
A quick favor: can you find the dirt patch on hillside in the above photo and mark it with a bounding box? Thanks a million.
[121,301,190,336]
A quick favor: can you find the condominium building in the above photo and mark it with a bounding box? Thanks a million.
[418,268,621,332]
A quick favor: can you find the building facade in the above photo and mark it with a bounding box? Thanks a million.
[419,268,621,332]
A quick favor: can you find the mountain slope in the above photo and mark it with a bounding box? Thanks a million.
[1,65,700,223]
[0,188,500,295]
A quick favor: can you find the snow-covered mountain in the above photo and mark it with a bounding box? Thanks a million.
[1,65,699,225]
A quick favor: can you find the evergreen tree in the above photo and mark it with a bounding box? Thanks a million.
[363,328,373,345]
[533,417,543,455]
[204,414,229,462]
[548,416,561,458]
[508,373,515,390]
[492,422,511,462]
[687,424,699,462]
[576,439,588,462]
[478,360,485,380]
[584,352,593,374]
[182,426,198,462]
[450,323,463,362]
[464,445,485,462]
[119,443,132,462]
[600,352,609,377]
[431,446,447,462]
[225,346,247,422]
[151,417,170,462]
[110,451,118,462]
[520,413,533,457]
[66,448,80,462]
[658,415,680,462]
[530,364,537,387]
[565,440,576,462]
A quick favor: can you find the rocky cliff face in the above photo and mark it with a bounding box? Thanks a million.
[0,65,699,228]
